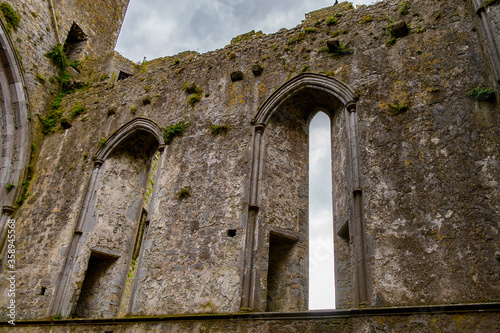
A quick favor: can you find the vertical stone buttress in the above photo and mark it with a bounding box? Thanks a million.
[473,0,500,84]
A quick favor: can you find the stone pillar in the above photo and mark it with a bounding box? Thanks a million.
[241,124,265,311]
[345,102,369,306]
[128,144,166,314]
[473,0,500,84]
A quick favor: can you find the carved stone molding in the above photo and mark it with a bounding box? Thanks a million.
[253,73,357,125]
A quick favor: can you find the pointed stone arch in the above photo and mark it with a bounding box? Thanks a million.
[253,73,357,125]
[0,18,31,258]
[241,73,370,311]
[95,116,165,162]
[50,117,166,318]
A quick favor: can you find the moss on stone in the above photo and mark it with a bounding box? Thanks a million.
[98,137,107,147]
[468,85,495,101]
[484,0,500,7]
[70,103,86,119]
[399,1,409,15]
[326,15,337,26]
[38,110,62,134]
[163,121,189,145]
[177,186,191,200]
[15,179,30,206]
[0,2,20,32]
[35,72,46,83]
[388,102,408,115]
[46,44,68,70]
[210,124,230,136]
[359,15,374,24]
[187,93,201,106]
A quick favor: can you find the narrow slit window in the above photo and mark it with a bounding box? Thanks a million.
[308,111,335,310]
[132,208,148,262]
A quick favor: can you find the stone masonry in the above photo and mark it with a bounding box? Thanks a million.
[0,0,499,331]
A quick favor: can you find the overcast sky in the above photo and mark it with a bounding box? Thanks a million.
[309,112,335,309]
[115,0,378,61]
[115,0,377,310]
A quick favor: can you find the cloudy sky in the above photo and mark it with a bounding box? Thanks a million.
[115,0,378,61]
[309,112,335,309]
[116,0,377,310]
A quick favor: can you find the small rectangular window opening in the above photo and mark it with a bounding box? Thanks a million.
[73,252,118,318]
[337,220,349,240]
[227,229,237,237]
[117,71,132,81]
[266,232,298,312]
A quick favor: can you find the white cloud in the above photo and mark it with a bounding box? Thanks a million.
[116,0,377,61]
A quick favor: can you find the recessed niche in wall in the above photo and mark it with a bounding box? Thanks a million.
[64,22,88,61]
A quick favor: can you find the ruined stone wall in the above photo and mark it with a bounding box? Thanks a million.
[52,0,129,59]
[4,0,59,129]
[0,0,499,324]
[2,0,129,136]
[1,307,500,332]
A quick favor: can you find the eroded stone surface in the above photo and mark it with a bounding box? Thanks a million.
[0,0,499,326]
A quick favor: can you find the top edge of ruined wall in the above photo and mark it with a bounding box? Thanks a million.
[117,0,387,63]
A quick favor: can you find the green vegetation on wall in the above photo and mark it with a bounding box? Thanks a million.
[98,137,107,147]
[326,15,337,26]
[38,110,62,134]
[163,121,189,145]
[468,85,495,101]
[70,103,86,119]
[39,44,89,134]
[210,124,230,136]
[388,102,409,115]
[399,1,409,15]
[182,82,203,106]
[16,163,34,206]
[177,186,191,200]
[46,44,68,70]
[484,0,500,7]
[0,2,20,32]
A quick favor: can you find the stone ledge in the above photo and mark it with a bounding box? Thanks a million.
[3,302,500,327]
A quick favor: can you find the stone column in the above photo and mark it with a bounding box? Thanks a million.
[241,124,265,311]
[473,0,500,84]
[128,145,166,313]
[345,102,369,306]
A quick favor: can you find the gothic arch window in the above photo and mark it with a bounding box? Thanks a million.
[50,117,166,318]
[0,18,31,261]
[241,73,369,311]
